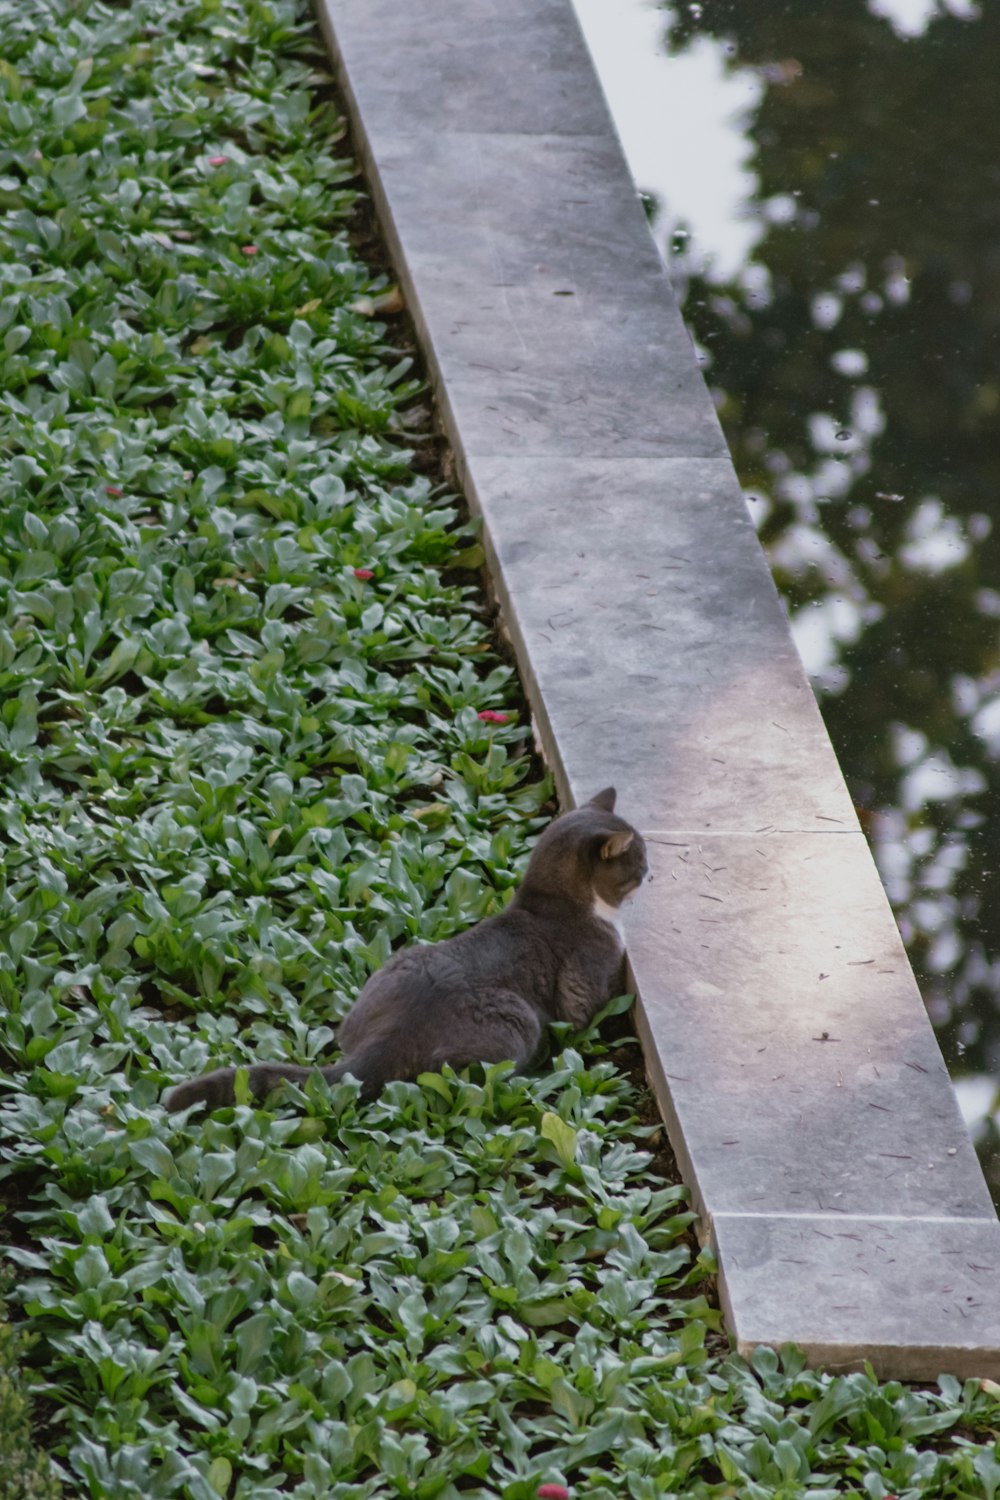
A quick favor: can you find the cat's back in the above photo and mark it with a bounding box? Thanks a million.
[337,901,565,1045]
[371,901,565,994]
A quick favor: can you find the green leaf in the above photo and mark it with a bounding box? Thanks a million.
[235,1313,274,1376]
[129,1138,178,1180]
[76,1196,115,1238]
[207,1458,232,1496]
[540,1110,578,1169]
[469,1205,498,1239]
[975,1449,1000,1500]
[416,1071,453,1103]
[285,1270,318,1308]
[74,1245,109,1290]
[9,693,37,750]
[51,92,88,129]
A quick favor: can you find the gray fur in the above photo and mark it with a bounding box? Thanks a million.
[164,788,647,1112]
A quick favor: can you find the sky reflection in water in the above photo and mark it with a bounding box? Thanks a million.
[573,0,1000,1196]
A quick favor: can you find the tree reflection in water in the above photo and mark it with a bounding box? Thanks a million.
[660,0,1000,1193]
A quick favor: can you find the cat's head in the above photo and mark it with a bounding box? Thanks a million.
[523,787,648,910]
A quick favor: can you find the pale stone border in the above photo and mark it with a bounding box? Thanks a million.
[314,0,1000,1375]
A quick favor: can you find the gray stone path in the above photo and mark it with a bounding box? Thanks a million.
[315,0,1000,1374]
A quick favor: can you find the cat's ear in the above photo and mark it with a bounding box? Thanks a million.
[589,787,617,812]
[600,830,634,860]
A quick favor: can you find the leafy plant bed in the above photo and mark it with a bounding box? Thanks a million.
[3,0,1000,1496]
[0,1266,61,1500]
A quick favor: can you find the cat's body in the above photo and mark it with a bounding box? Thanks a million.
[165,788,646,1112]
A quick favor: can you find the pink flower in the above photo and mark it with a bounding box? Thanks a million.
[537,1488,570,1500]
[477,709,510,725]
[352,568,374,581]
[241,244,258,255]
[208,155,229,166]
[104,485,123,497]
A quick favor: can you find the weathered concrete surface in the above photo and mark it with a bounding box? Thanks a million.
[713,1214,1000,1379]
[315,0,1000,1374]
[632,833,986,1221]
[465,455,855,834]
[346,131,725,460]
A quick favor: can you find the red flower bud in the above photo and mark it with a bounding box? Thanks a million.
[104,485,124,497]
[477,709,510,724]
[352,568,375,581]
[208,155,228,166]
[537,1487,570,1500]
[241,245,258,255]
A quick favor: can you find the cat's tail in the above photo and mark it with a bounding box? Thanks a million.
[164,1047,386,1114]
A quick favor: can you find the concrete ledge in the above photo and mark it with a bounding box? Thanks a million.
[464,455,854,833]
[632,832,986,1220]
[315,0,1000,1375]
[344,130,724,459]
[316,0,615,138]
[714,1214,1000,1379]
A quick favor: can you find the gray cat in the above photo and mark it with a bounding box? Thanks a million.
[165,787,646,1112]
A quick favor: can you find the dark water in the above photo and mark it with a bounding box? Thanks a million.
[636,1,1000,1192]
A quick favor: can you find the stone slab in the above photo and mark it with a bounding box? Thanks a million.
[315,0,1000,1375]
[364,131,669,293]
[463,455,857,833]
[628,833,992,1221]
[348,132,724,459]
[315,0,614,139]
[713,1213,1000,1378]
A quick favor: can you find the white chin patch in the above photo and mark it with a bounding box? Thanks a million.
[592,896,625,944]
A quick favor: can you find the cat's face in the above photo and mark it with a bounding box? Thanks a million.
[593,823,648,908]
[526,787,648,910]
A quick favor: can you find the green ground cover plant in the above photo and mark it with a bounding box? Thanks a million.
[3,0,1000,1495]
[0,1267,60,1500]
